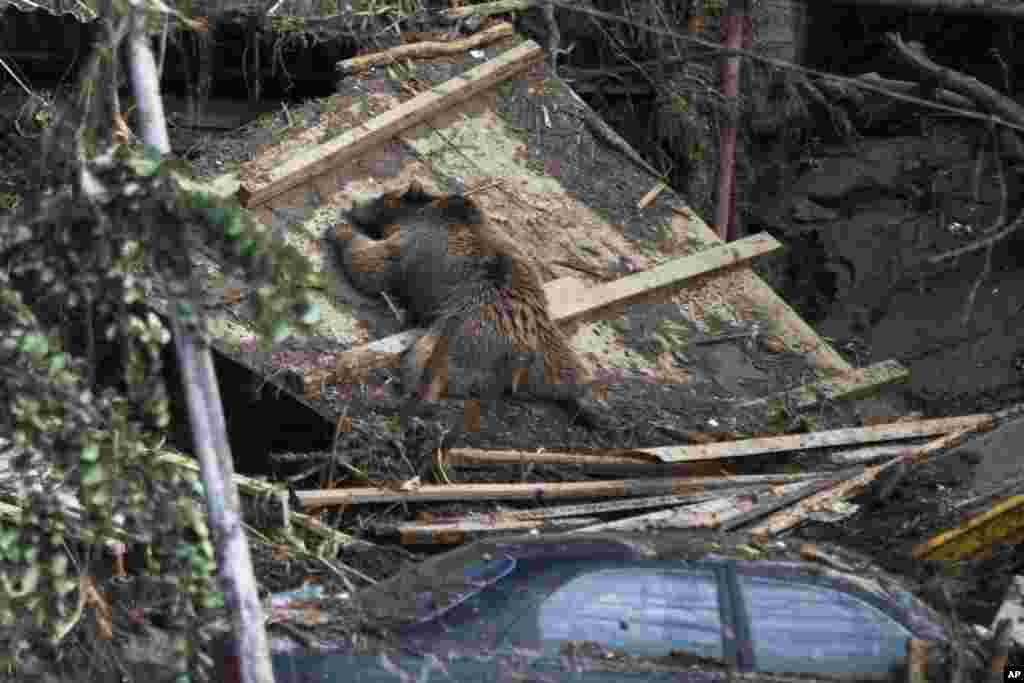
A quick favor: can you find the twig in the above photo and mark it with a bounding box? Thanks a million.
[0,57,36,98]
[961,124,1004,326]
[929,204,1024,265]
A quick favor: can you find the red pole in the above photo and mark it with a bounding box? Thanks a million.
[715,0,753,242]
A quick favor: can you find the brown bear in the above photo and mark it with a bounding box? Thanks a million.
[325,181,611,428]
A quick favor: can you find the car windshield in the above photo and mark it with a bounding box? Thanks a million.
[737,573,913,677]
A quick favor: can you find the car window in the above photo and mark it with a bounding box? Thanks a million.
[537,568,724,661]
[737,574,912,677]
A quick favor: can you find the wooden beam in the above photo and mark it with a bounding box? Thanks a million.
[374,516,600,546]
[642,414,991,464]
[493,492,726,520]
[574,479,828,533]
[295,470,829,508]
[546,232,781,325]
[237,41,544,208]
[575,493,761,533]
[302,233,781,395]
[445,448,658,468]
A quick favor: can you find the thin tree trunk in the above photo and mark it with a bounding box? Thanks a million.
[125,6,274,682]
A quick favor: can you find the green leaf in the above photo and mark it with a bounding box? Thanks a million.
[0,528,18,553]
[17,333,48,357]
[223,208,243,237]
[80,462,106,487]
[80,443,100,463]
[136,157,161,177]
[48,353,67,373]
[238,236,257,257]
[270,320,291,344]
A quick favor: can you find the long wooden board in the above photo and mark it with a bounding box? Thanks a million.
[295,470,829,508]
[643,414,990,463]
[302,233,781,394]
[237,41,544,208]
[547,232,781,325]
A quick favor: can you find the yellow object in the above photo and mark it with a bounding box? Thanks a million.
[911,495,1024,561]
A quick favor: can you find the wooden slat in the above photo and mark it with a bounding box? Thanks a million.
[494,492,726,521]
[574,480,828,533]
[295,470,829,508]
[237,41,544,208]
[377,516,600,546]
[547,232,781,325]
[574,494,760,533]
[643,414,991,463]
[303,233,781,395]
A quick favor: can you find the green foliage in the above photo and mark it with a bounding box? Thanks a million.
[0,150,318,677]
[351,0,423,16]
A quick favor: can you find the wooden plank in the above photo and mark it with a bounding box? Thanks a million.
[910,495,1024,561]
[375,516,600,546]
[493,492,728,521]
[302,233,781,395]
[718,477,844,531]
[295,470,829,508]
[740,359,910,411]
[827,442,925,465]
[446,448,658,468]
[546,233,782,325]
[642,414,991,463]
[574,494,761,533]
[237,41,544,208]
[574,480,826,533]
